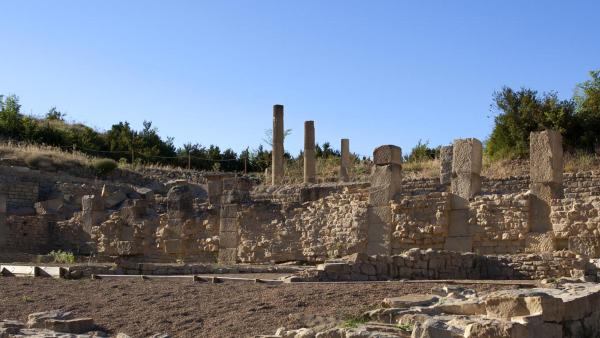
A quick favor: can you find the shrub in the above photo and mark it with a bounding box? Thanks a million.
[48,250,75,264]
[93,158,118,176]
[24,153,55,169]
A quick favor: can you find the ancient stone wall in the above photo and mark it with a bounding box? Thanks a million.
[238,185,369,263]
[308,249,590,282]
[391,192,450,252]
[1,215,51,253]
[470,193,530,254]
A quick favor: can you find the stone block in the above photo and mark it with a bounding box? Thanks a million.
[568,236,600,258]
[444,236,472,252]
[81,195,103,212]
[116,241,134,256]
[27,310,72,329]
[452,138,482,175]
[222,177,237,191]
[206,177,223,204]
[448,210,470,237]
[451,173,481,202]
[530,130,563,184]
[524,233,555,253]
[367,206,391,224]
[440,145,453,185]
[0,195,6,213]
[45,318,94,334]
[220,204,238,218]
[219,217,238,232]
[366,222,391,256]
[218,248,237,264]
[382,294,439,308]
[373,145,402,166]
[219,231,238,248]
[163,239,181,254]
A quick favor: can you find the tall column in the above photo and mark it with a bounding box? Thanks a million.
[303,121,316,184]
[339,139,350,182]
[366,145,402,256]
[0,194,6,249]
[445,138,482,252]
[439,145,453,185]
[271,104,284,185]
[530,130,563,233]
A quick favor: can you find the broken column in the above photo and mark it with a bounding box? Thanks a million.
[366,145,402,256]
[81,195,106,235]
[440,145,453,185]
[217,177,249,264]
[303,121,316,184]
[445,138,482,252]
[530,130,563,233]
[271,104,284,185]
[339,138,350,182]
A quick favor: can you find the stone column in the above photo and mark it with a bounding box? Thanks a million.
[339,139,350,182]
[445,138,482,252]
[272,104,284,185]
[218,203,239,264]
[81,195,106,235]
[530,130,563,233]
[0,194,6,249]
[366,145,402,256]
[303,121,316,184]
[440,145,453,185]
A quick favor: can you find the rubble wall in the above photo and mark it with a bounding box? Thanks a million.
[1,215,51,253]
[238,185,369,263]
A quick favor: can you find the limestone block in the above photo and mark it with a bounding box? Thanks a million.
[206,177,223,204]
[222,177,237,191]
[444,236,473,252]
[368,206,391,225]
[220,217,238,233]
[221,204,238,218]
[45,318,94,334]
[163,239,181,254]
[218,248,237,264]
[370,164,402,188]
[448,210,470,237]
[116,241,134,256]
[81,195,103,212]
[373,145,402,166]
[451,173,481,203]
[524,233,555,253]
[452,138,482,175]
[219,231,238,248]
[530,130,563,184]
[366,222,391,256]
[440,145,453,185]
[0,194,6,213]
[27,310,72,329]
[382,294,439,308]
[104,190,127,209]
[568,236,600,258]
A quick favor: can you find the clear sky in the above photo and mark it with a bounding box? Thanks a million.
[1,1,599,157]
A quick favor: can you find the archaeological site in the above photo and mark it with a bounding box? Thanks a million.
[1,103,600,338]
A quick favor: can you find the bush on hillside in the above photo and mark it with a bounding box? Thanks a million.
[93,158,118,176]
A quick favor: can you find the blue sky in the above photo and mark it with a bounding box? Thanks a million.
[1,1,599,157]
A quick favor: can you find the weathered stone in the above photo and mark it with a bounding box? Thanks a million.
[440,145,453,185]
[304,121,316,184]
[27,310,72,329]
[530,130,563,184]
[452,138,482,175]
[340,139,350,182]
[382,294,439,308]
[272,104,284,185]
[45,317,94,334]
[373,145,402,166]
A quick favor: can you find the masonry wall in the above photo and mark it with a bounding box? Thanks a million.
[1,215,51,253]
[238,185,369,263]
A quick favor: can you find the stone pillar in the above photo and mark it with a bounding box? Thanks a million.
[272,104,284,185]
[218,203,239,264]
[445,138,482,252]
[440,145,453,185]
[530,130,563,233]
[81,195,106,235]
[0,194,6,249]
[339,139,350,182]
[366,145,402,256]
[303,121,316,184]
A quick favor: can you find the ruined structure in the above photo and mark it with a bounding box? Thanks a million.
[1,107,600,283]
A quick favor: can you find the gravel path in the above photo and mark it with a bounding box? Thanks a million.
[0,277,521,338]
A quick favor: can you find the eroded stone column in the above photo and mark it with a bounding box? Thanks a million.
[445,138,482,252]
[339,139,350,182]
[0,194,6,249]
[366,145,402,256]
[272,104,284,185]
[304,121,316,184]
[440,145,453,185]
[81,195,106,235]
[530,130,563,233]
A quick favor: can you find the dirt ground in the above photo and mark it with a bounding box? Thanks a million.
[0,277,522,338]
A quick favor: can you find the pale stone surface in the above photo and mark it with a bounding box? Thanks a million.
[382,294,439,308]
[373,145,402,166]
[439,145,453,185]
[272,104,285,185]
[304,121,316,184]
[452,139,482,175]
[530,130,563,184]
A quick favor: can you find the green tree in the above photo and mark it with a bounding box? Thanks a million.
[573,70,600,152]
[0,95,24,138]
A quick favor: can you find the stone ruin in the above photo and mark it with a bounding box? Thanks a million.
[0,107,599,273]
